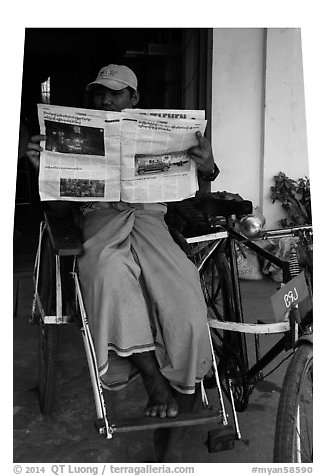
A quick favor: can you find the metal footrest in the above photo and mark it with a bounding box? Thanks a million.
[96,408,223,436]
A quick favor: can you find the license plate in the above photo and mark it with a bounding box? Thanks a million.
[270,271,311,322]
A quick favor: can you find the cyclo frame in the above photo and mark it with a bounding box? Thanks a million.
[31,193,312,454]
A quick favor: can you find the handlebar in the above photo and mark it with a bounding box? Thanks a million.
[261,225,313,240]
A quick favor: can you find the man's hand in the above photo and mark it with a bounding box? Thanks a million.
[26,134,46,171]
[189,131,215,176]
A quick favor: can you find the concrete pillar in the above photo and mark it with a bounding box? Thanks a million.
[210,28,309,229]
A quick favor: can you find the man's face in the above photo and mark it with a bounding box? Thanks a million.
[90,85,135,112]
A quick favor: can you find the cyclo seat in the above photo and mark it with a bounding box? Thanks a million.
[44,208,84,257]
[44,192,252,256]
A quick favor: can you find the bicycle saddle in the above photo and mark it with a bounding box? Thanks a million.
[196,192,253,218]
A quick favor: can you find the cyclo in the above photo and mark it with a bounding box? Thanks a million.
[31,191,313,463]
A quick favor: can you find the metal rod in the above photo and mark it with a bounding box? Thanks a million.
[207,323,228,425]
[254,332,263,378]
[227,227,291,271]
[197,239,222,273]
[246,335,287,381]
[73,272,113,439]
[32,221,46,317]
[228,235,249,369]
[200,380,209,407]
[228,379,241,439]
[55,255,63,323]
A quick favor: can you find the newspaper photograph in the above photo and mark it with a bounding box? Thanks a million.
[37,104,207,203]
[120,111,207,202]
[38,104,121,202]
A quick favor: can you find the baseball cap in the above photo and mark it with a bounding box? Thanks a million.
[86,64,138,92]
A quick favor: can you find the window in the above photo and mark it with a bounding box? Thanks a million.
[41,77,51,104]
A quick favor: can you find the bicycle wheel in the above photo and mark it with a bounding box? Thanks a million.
[274,343,313,462]
[37,230,59,415]
[200,250,250,411]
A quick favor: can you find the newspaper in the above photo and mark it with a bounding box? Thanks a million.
[37,104,207,203]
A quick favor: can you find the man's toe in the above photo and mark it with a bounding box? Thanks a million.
[167,402,178,418]
[158,405,168,418]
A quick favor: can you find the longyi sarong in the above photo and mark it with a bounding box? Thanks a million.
[77,202,212,394]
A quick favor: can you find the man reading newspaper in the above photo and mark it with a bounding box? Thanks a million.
[26,64,220,461]
[36,104,208,203]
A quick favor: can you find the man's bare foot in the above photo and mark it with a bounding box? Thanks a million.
[128,351,178,418]
[143,373,179,418]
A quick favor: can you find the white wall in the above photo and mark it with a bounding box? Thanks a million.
[211,28,309,229]
[263,28,309,226]
[211,29,265,208]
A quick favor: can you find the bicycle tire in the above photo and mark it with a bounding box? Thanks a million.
[200,250,250,411]
[37,231,59,415]
[200,250,235,322]
[273,343,313,462]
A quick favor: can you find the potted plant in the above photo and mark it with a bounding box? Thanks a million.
[271,172,311,227]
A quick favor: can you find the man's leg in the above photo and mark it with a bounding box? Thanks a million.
[132,211,212,397]
[129,351,179,418]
